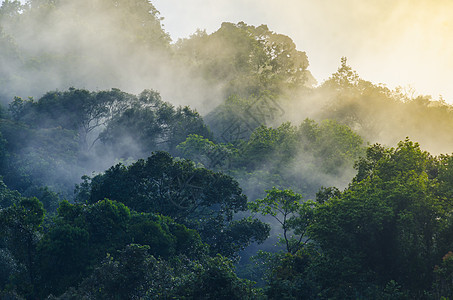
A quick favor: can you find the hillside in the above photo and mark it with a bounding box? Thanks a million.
[1,1,453,299]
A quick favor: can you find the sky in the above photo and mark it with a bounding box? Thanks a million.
[153,0,453,102]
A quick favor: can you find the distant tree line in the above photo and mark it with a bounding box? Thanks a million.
[2,0,453,298]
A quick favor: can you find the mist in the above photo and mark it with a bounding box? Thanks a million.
[3,0,453,202]
[154,0,453,103]
[0,0,225,113]
[279,60,453,155]
[3,1,453,298]
[1,0,451,243]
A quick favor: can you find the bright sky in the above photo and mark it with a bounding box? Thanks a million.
[153,0,453,103]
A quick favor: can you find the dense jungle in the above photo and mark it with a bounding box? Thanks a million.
[1,0,453,299]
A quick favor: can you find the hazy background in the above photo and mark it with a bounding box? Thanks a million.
[153,0,453,103]
[4,0,453,199]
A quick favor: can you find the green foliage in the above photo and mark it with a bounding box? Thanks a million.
[57,247,261,300]
[37,223,90,296]
[0,0,171,99]
[202,217,270,259]
[308,139,453,297]
[0,24,22,102]
[7,87,212,160]
[0,117,79,197]
[236,123,299,171]
[176,134,235,168]
[10,88,137,149]
[1,87,213,199]
[249,188,316,254]
[4,1,453,298]
[0,128,7,170]
[0,177,22,208]
[80,152,246,219]
[203,94,258,143]
[183,118,365,199]
[264,249,318,300]
[316,58,453,155]
[32,186,60,213]
[315,186,340,204]
[176,22,315,98]
[83,0,171,48]
[173,254,261,299]
[100,90,212,157]
[323,57,360,90]
[0,196,45,297]
[58,243,176,299]
[244,139,453,299]
[433,251,453,299]
[436,154,453,204]
[76,151,269,258]
[313,119,365,172]
[36,199,204,297]
[65,244,154,300]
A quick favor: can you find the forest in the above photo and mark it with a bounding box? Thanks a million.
[1,0,453,299]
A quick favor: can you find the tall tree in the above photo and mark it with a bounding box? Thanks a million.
[176,22,315,98]
[36,198,203,297]
[75,151,269,257]
[309,139,453,297]
[0,196,45,297]
[248,187,316,254]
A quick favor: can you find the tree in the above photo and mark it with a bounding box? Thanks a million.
[0,116,79,197]
[176,134,236,168]
[0,197,45,297]
[172,254,261,300]
[77,0,171,49]
[9,88,138,151]
[76,151,269,258]
[58,244,163,300]
[176,22,315,98]
[37,223,90,297]
[251,139,452,299]
[236,123,299,171]
[0,0,172,99]
[65,244,154,300]
[58,247,262,300]
[2,88,213,199]
[433,251,453,299]
[190,117,364,205]
[323,57,360,90]
[99,90,213,157]
[36,198,204,298]
[263,249,319,300]
[309,139,453,297]
[0,178,22,208]
[0,18,23,102]
[248,188,316,254]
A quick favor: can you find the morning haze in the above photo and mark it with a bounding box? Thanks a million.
[2,1,453,298]
[154,0,453,103]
